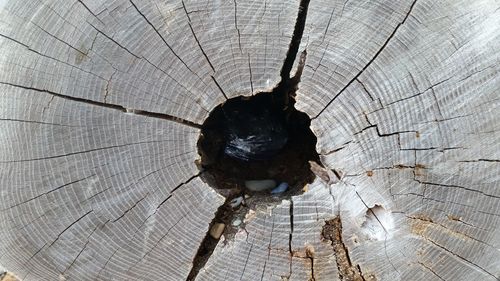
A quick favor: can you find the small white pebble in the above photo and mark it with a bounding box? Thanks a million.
[271,182,289,194]
[245,179,276,191]
[209,223,225,239]
[229,196,243,208]
[244,210,256,223]
[232,218,242,226]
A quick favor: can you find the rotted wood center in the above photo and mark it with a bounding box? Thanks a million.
[197,86,320,195]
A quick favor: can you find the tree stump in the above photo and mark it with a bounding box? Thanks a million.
[1,0,499,280]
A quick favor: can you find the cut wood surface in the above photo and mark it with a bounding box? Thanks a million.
[0,0,499,280]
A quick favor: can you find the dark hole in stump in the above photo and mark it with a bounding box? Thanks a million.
[197,86,320,196]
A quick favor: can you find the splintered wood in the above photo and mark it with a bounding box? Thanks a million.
[0,0,499,280]
[322,218,366,281]
[0,273,18,281]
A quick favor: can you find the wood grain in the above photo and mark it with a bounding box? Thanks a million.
[0,0,499,280]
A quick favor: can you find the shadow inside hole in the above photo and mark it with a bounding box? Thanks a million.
[197,88,320,196]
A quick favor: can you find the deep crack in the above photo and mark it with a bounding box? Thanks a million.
[280,0,310,82]
[289,199,294,254]
[313,0,418,119]
[186,197,234,281]
[187,1,312,280]
[0,81,201,129]
[322,217,366,281]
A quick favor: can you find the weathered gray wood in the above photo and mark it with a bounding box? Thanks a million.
[196,185,340,281]
[294,0,500,280]
[0,84,225,280]
[0,0,298,280]
[1,0,499,280]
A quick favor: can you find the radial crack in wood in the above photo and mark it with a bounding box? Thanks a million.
[1,0,499,280]
[322,217,367,281]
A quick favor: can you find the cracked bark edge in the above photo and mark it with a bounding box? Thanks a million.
[0,81,202,129]
[322,217,366,281]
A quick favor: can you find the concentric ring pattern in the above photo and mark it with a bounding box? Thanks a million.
[1,0,499,280]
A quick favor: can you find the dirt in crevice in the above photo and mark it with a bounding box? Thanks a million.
[306,245,316,281]
[322,217,369,281]
[0,273,18,281]
[186,197,235,281]
[196,0,316,201]
[197,90,319,197]
[280,0,310,82]
[189,0,316,279]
